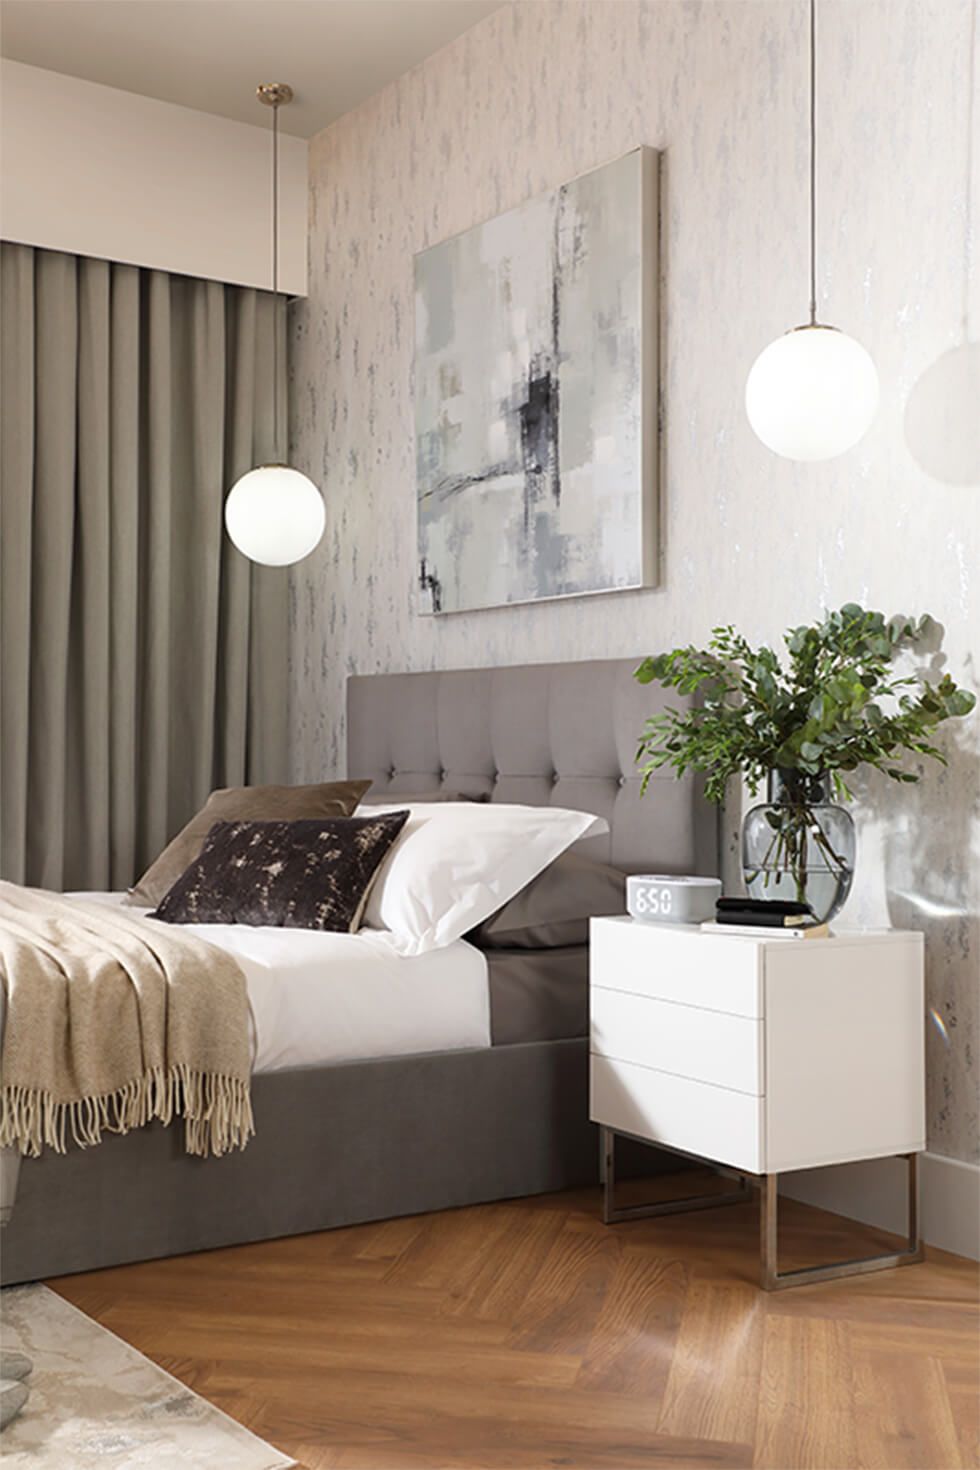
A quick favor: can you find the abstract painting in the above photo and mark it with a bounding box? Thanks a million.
[415,147,658,615]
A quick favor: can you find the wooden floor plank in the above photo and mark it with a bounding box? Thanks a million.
[507,1217,618,1354]
[46,1186,978,1470]
[943,1357,980,1469]
[657,1280,765,1446]
[753,1316,857,1469]
[853,1348,965,1469]
[147,1328,583,1391]
[849,1319,980,1363]
[438,1202,569,1323]
[575,1245,688,1398]
[353,1214,426,1264]
[327,1427,754,1470]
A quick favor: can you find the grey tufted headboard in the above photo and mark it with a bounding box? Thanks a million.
[347,659,718,877]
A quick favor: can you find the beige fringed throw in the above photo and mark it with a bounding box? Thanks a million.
[0,883,253,1158]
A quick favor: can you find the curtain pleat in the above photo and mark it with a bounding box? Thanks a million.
[108,264,142,886]
[66,255,112,887]
[29,251,78,891]
[137,268,174,867]
[0,244,289,891]
[0,244,35,884]
[169,274,224,822]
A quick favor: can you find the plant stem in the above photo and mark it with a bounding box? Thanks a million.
[745,800,850,911]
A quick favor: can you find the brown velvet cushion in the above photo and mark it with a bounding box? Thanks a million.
[468,851,627,950]
[152,813,409,931]
[127,779,372,907]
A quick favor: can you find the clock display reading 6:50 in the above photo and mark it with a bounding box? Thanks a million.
[631,883,672,916]
[625,875,722,925]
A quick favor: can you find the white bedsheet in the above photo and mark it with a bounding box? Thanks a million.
[69,894,492,1074]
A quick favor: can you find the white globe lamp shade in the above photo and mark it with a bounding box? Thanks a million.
[224,465,325,567]
[745,325,879,461]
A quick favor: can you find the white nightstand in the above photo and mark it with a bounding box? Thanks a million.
[589,916,926,1289]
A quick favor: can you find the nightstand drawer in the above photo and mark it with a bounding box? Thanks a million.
[591,986,763,1095]
[590,1054,764,1174]
[590,917,763,1017]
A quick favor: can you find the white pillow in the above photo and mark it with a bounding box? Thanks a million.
[359,802,608,955]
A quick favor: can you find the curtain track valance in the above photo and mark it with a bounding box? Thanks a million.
[0,244,290,890]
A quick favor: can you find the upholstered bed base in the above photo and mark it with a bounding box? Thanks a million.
[1,658,714,1285]
[1,1039,598,1285]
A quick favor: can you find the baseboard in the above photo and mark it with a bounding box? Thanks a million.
[781,1151,979,1261]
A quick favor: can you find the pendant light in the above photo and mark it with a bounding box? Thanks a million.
[745,0,879,461]
[225,83,324,566]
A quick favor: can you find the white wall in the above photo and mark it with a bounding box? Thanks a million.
[1,60,307,294]
[289,0,979,1165]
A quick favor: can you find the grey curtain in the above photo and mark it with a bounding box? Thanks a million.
[0,243,290,891]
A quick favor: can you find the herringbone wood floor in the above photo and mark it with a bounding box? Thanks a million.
[51,1180,979,1470]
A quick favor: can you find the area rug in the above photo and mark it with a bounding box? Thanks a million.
[0,1285,296,1468]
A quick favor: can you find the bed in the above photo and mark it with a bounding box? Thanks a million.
[0,657,716,1285]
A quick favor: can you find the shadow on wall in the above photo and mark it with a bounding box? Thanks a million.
[885,727,978,1157]
[905,342,980,487]
[847,638,979,1158]
[906,0,980,489]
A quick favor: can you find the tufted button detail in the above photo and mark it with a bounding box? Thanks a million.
[493,772,501,784]
[439,768,448,781]
[618,775,626,787]
[388,768,396,780]
[552,772,560,785]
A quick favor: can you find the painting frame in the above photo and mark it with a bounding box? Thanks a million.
[414,146,660,617]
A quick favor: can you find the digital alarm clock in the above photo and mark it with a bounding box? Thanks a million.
[626,875,722,925]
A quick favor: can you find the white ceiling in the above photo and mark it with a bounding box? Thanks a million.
[0,0,504,137]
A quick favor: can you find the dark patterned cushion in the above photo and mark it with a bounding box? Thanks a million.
[151,814,409,932]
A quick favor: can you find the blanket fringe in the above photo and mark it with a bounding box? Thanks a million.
[0,1066,254,1159]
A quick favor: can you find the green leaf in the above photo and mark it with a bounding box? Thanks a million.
[944,689,977,717]
[633,603,975,808]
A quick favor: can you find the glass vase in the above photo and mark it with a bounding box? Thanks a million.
[741,770,855,924]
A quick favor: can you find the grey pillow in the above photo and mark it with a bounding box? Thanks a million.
[152,813,408,932]
[468,851,627,950]
[127,779,372,908]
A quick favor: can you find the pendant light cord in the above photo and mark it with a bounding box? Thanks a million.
[272,96,281,462]
[809,0,817,326]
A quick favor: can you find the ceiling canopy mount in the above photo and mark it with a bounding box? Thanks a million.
[256,82,294,109]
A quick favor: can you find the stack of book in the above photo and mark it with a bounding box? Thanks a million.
[700,897,830,940]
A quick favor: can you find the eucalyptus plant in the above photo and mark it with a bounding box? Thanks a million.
[635,604,974,801]
[634,604,976,908]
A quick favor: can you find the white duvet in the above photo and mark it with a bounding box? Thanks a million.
[70,894,491,1074]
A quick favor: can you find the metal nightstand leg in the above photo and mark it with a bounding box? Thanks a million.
[759,1153,925,1290]
[601,1126,751,1225]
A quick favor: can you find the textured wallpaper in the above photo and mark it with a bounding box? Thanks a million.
[290,0,979,1162]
